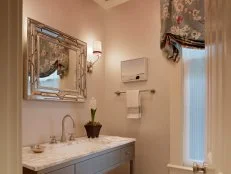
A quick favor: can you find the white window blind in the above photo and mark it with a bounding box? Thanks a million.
[183,48,207,165]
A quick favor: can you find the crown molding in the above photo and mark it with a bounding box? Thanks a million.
[93,0,130,9]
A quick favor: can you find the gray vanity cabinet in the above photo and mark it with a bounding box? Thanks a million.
[23,143,135,174]
[76,160,93,174]
[91,154,108,172]
[48,166,75,174]
[75,149,126,174]
[121,145,134,162]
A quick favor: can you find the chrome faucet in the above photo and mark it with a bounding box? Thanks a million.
[61,114,76,142]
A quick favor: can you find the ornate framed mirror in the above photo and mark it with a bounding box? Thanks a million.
[24,18,87,102]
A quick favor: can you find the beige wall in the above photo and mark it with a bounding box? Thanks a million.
[22,0,105,146]
[103,0,170,173]
[223,1,231,172]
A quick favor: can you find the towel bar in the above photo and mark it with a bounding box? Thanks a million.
[115,89,155,96]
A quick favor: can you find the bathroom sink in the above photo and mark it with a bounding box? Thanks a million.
[50,141,103,155]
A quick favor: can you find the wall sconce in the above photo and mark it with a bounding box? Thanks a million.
[87,41,102,73]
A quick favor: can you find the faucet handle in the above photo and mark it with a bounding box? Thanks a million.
[68,133,75,141]
[202,162,208,173]
[192,162,208,174]
[50,136,57,144]
[193,162,199,173]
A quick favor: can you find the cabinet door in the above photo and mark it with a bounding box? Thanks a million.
[48,165,74,174]
[75,149,121,174]
[75,159,93,174]
[106,150,121,167]
[91,155,107,173]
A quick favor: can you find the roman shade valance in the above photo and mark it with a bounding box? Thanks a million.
[161,0,205,62]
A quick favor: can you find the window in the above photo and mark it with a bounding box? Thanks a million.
[183,48,207,165]
[39,70,60,89]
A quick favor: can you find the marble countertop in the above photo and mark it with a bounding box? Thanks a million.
[22,135,136,171]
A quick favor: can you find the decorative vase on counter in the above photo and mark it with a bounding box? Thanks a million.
[84,97,102,138]
[84,123,102,138]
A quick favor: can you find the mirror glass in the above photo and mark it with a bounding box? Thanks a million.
[24,18,87,102]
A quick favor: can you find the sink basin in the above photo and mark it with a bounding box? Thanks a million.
[51,141,102,155]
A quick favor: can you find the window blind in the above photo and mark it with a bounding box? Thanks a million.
[183,48,206,164]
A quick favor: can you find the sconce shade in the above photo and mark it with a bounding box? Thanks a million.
[87,40,102,73]
[93,41,102,56]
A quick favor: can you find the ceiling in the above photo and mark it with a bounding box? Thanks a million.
[93,0,130,9]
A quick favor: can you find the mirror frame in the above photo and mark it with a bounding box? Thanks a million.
[24,18,87,102]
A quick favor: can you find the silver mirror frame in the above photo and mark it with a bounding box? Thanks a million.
[24,18,87,102]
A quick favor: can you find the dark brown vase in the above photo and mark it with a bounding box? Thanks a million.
[84,124,102,138]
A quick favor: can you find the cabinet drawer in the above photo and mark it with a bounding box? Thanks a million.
[47,165,74,174]
[106,149,121,167]
[121,146,134,162]
[91,155,107,173]
[75,159,93,174]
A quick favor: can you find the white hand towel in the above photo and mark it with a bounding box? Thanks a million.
[126,90,141,119]
[126,90,140,107]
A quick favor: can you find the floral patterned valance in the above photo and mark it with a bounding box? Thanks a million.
[161,0,205,62]
[39,37,69,78]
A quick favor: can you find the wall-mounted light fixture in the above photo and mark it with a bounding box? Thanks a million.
[87,41,102,73]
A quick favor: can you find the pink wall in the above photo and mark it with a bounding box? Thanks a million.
[22,0,105,146]
[103,0,170,174]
